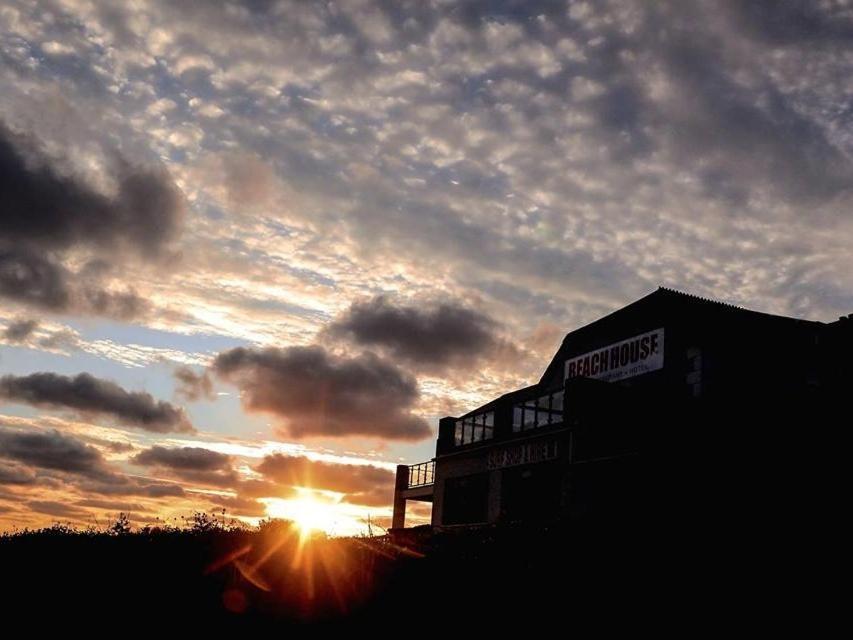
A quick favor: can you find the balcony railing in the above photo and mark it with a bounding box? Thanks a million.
[407,460,435,488]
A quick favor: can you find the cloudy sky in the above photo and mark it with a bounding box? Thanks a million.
[1,0,852,533]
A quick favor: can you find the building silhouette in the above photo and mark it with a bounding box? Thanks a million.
[392,287,851,529]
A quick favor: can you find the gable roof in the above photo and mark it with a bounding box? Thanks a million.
[448,287,825,420]
[537,287,823,386]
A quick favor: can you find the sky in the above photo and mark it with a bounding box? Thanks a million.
[1,0,852,534]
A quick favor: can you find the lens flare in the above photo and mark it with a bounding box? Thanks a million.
[287,497,339,536]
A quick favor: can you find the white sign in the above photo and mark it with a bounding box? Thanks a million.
[564,328,664,383]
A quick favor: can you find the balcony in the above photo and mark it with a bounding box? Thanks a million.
[407,460,435,488]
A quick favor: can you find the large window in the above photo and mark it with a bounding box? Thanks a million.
[512,389,564,433]
[454,410,495,446]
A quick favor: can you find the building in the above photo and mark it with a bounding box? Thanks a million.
[391,287,852,529]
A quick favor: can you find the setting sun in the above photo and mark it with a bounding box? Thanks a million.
[287,498,339,535]
[260,491,370,537]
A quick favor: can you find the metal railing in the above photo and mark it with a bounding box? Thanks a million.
[407,460,435,488]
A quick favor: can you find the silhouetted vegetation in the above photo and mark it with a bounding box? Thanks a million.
[0,511,782,629]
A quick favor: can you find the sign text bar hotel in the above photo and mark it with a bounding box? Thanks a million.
[564,328,664,383]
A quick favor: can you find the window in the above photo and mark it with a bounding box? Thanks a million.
[512,389,565,433]
[473,414,483,442]
[455,410,495,446]
[536,396,550,427]
[552,390,564,413]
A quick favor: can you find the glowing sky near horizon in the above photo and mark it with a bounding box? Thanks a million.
[1,0,852,534]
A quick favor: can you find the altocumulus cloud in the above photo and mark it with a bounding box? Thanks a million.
[213,346,431,441]
[0,373,193,433]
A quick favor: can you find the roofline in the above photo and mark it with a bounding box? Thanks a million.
[448,286,827,421]
[537,286,825,386]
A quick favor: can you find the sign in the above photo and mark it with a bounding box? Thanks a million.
[487,440,559,470]
[564,328,664,383]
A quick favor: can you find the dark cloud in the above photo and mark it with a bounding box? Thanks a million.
[256,453,394,504]
[725,0,853,46]
[0,121,182,318]
[138,482,187,498]
[0,428,109,477]
[75,498,149,513]
[341,485,394,508]
[26,500,91,520]
[0,238,150,319]
[132,445,231,472]
[87,437,135,454]
[207,494,267,518]
[0,121,183,257]
[0,245,70,311]
[75,475,187,499]
[173,366,214,402]
[0,372,193,433]
[131,445,238,488]
[213,345,431,440]
[327,296,511,371]
[36,327,82,353]
[235,478,294,500]
[2,319,38,343]
[0,460,37,485]
[78,284,151,321]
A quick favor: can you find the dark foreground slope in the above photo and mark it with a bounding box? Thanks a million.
[0,513,822,631]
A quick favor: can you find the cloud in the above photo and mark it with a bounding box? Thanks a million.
[130,445,237,487]
[173,366,214,402]
[0,428,109,477]
[207,494,267,518]
[256,453,394,505]
[132,445,231,471]
[0,246,70,312]
[213,346,431,440]
[26,500,91,520]
[0,226,150,320]
[2,319,38,343]
[75,498,149,513]
[0,121,184,257]
[0,120,183,318]
[0,372,193,433]
[326,295,517,372]
[140,483,187,498]
[0,460,37,485]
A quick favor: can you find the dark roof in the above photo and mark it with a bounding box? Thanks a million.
[449,287,825,420]
[537,286,824,386]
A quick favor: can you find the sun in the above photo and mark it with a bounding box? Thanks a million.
[262,494,342,536]
[288,497,338,536]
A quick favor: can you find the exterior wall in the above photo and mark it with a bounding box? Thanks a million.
[433,428,572,526]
